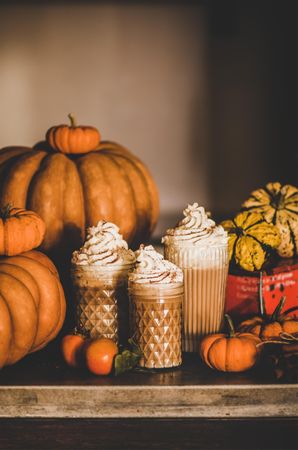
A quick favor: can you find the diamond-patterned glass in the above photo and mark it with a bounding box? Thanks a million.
[74,284,129,345]
[130,286,183,369]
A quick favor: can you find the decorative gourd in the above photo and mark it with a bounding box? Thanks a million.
[242,182,298,258]
[46,114,101,155]
[221,211,280,272]
[0,139,159,263]
[238,274,298,340]
[0,250,66,368]
[0,205,45,256]
[200,315,261,372]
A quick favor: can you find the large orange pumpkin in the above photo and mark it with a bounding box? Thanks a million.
[0,250,66,368]
[0,140,159,263]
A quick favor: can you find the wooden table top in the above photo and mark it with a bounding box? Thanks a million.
[0,346,296,419]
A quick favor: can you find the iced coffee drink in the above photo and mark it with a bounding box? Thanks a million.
[162,203,228,352]
[129,245,183,369]
[71,221,135,346]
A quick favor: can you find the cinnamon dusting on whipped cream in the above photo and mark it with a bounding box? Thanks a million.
[72,221,136,266]
[129,244,183,284]
[162,203,228,247]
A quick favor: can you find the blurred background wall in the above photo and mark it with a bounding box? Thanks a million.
[0,0,296,236]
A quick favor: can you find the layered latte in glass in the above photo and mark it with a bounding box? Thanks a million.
[71,221,135,346]
[162,203,229,352]
[129,245,183,369]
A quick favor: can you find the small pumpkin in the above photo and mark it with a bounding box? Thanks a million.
[0,205,46,256]
[0,250,66,368]
[238,273,298,340]
[61,332,87,368]
[221,211,280,272]
[200,315,261,372]
[242,182,298,258]
[46,113,101,154]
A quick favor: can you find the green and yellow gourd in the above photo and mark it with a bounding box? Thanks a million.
[242,182,298,258]
[221,211,280,272]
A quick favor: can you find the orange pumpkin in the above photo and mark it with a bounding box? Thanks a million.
[0,205,45,256]
[238,274,298,340]
[0,140,159,264]
[46,114,101,154]
[61,333,86,368]
[200,315,261,372]
[0,250,66,368]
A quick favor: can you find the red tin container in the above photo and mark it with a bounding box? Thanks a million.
[225,259,298,323]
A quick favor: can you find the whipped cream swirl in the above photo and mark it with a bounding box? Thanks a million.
[162,203,228,247]
[72,221,136,266]
[129,245,183,284]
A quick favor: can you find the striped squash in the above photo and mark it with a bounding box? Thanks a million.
[221,211,280,272]
[242,182,298,258]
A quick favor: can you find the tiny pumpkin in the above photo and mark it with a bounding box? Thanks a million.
[61,333,87,368]
[238,273,298,340]
[0,205,46,256]
[242,182,298,258]
[200,315,261,372]
[221,211,280,272]
[46,113,101,154]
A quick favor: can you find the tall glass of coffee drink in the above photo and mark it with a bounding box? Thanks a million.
[129,245,183,369]
[162,203,229,352]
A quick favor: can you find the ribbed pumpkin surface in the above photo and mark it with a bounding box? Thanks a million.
[0,250,66,368]
[0,141,159,261]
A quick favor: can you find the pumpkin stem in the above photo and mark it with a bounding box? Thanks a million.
[73,326,89,338]
[225,314,235,337]
[258,272,266,318]
[270,296,286,322]
[0,203,13,220]
[280,305,298,319]
[68,113,77,127]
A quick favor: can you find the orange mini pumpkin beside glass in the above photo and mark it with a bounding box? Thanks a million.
[200,315,261,372]
[0,205,45,256]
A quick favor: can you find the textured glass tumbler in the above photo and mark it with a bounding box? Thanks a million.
[71,264,134,346]
[164,244,228,352]
[129,282,183,369]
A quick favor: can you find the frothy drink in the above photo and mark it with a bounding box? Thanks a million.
[128,245,183,369]
[176,255,228,352]
[72,265,133,345]
[162,203,229,352]
[129,282,183,369]
[71,221,136,345]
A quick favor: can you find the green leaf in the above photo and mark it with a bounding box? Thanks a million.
[114,349,142,376]
[128,338,143,357]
